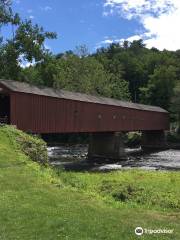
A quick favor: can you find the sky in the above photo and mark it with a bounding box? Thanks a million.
[5,0,180,54]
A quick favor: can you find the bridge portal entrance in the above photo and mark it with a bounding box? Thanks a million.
[0,94,10,124]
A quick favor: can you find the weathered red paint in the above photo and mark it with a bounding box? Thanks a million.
[7,91,169,134]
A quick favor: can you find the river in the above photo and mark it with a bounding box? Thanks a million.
[48,145,180,171]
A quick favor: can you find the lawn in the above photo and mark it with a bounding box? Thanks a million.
[0,125,180,240]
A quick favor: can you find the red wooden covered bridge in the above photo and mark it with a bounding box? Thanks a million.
[0,80,169,159]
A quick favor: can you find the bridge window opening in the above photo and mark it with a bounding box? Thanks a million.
[98,114,102,119]
[0,94,10,124]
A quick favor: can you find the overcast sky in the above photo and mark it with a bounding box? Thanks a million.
[7,0,180,53]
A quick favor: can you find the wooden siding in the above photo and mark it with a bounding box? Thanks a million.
[10,92,169,134]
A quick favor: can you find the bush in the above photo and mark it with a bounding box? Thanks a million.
[17,134,48,165]
[167,132,180,143]
[125,132,141,147]
[2,125,48,165]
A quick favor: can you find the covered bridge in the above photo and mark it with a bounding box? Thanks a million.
[0,80,169,159]
[0,79,169,133]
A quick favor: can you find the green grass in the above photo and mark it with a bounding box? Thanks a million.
[0,125,180,240]
[58,170,180,210]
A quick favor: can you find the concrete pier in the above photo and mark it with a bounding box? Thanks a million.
[88,132,126,160]
[141,130,168,150]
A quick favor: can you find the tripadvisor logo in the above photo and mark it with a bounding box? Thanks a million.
[135,226,174,236]
[135,227,144,236]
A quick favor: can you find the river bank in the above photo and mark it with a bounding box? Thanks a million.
[0,125,180,239]
[48,145,180,171]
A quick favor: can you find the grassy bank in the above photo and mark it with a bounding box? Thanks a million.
[58,170,180,210]
[0,125,180,240]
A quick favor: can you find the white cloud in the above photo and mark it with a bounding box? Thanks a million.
[103,8,114,16]
[20,61,34,68]
[96,34,142,49]
[41,6,52,11]
[19,55,36,68]
[101,39,114,44]
[96,37,122,49]
[29,15,34,19]
[103,0,180,50]
[127,35,142,42]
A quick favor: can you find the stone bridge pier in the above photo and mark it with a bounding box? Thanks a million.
[88,130,168,160]
[141,130,168,150]
[88,132,126,160]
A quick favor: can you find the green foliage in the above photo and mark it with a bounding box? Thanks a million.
[17,133,48,165]
[0,41,21,79]
[95,40,148,102]
[53,55,111,96]
[171,82,180,132]
[125,132,141,147]
[0,1,56,80]
[95,41,180,112]
[100,180,144,202]
[23,53,130,100]
[15,20,56,62]
[0,0,14,27]
[59,170,180,210]
[53,53,130,100]
[172,83,180,112]
[1,125,48,165]
[167,132,180,143]
[140,65,177,110]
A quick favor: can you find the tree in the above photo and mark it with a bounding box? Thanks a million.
[0,18,56,79]
[53,55,112,97]
[140,66,177,110]
[129,39,146,54]
[74,44,89,58]
[102,54,130,100]
[0,0,12,26]
[0,40,20,79]
[171,82,180,133]
[22,54,59,87]
[115,51,147,102]
[0,0,57,79]
[15,20,56,62]
[0,0,20,41]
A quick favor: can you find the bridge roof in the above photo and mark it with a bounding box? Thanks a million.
[0,79,167,113]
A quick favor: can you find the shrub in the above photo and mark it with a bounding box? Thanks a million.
[125,132,141,147]
[2,125,48,165]
[17,134,48,165]
[167,132,180,143]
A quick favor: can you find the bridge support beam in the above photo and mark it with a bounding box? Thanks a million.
[141,130,168,150]
[88,132,126,160]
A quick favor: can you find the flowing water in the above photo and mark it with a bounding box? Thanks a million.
[48,145,180,171]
